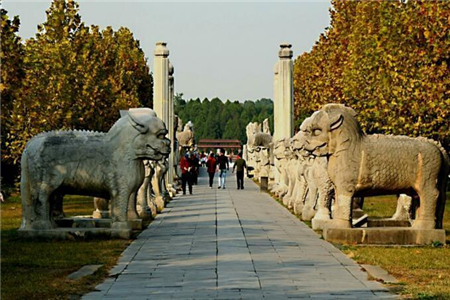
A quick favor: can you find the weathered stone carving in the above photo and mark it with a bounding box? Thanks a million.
[307,156,334,229]
[136,160,155,219]
[93,197,110,219]
[246,120,273,179]
[391,194,414,221]
[282,137,306,211]
[150,159,168,212]
[270,138,290,198]
[176,121,195,159]
[263,118,271,135]
[304,104,449,229]
[19,108,171,232]
[246,122,261,149]
[293,117,334,229]
[176,122,194,148]
[256,146,271,180]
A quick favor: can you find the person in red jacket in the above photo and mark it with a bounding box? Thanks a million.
[206,153,217,188]
[180,153,193,195]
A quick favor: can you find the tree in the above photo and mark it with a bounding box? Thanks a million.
[1,9,24,185]
[173,95,274,143]
[7,0,153,166]
[294,0,450,149]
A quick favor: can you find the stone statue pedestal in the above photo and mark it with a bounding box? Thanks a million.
[260,177,268,192]
[311,216,332,230]
[18,227,132,240]
[128,219,143,230]
[136,205,153,220]
[323,227,445,245]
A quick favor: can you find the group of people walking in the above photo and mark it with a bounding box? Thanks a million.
[179,148,247,195]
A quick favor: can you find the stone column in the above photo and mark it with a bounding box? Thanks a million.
[153,42,170,131]
[273,43,294,141]
[153,42,172,191]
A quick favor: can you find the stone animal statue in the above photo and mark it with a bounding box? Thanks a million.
[176,115,184,133]
[253,131,273,179]
[150,160,165,212]
[176,123,194,148]
[246,122,261,148]
[245,122,261,174]
[294,117,334,229]
[263,118,271,135]
[282,137,307,212]
[391,194,417,222]
[270,138,290,198]
[136,160,156,219]
[19,108,171,231]
[301,156,334,230]
[304,103,449,229]
[254,133,273,148]
[255,146,271,179]
[159,158,171,201]
[93,197,110,219]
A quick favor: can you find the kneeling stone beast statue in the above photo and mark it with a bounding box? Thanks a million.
[304,104,449,229]
[19,108,170,232]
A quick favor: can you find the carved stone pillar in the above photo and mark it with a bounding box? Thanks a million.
[273,43,294,141]
[153,42,170,124]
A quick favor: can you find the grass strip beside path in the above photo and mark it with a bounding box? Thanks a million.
[1,195,131,300]
[341,194,450,299]
[268,187,450,299]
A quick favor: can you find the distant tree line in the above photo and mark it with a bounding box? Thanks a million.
[294,0,449,150]
[1,0,152,187]
[174,95,274,144]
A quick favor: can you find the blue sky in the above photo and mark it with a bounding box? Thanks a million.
[3,1,331,102]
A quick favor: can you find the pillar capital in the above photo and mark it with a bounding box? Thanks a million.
[278,43,293,59]
[155,42,169,57]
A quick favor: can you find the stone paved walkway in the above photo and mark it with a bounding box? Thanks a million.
[84,169,396,299]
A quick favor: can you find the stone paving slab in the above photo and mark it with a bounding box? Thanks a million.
[83,168,397,299]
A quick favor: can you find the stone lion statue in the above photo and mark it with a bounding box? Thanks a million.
[20,108,171,232]
[176,121,194,150]
[304,104,449,229]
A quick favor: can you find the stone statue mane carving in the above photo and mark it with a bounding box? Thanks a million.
[19,108,171,231]
[304,103,449,229]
